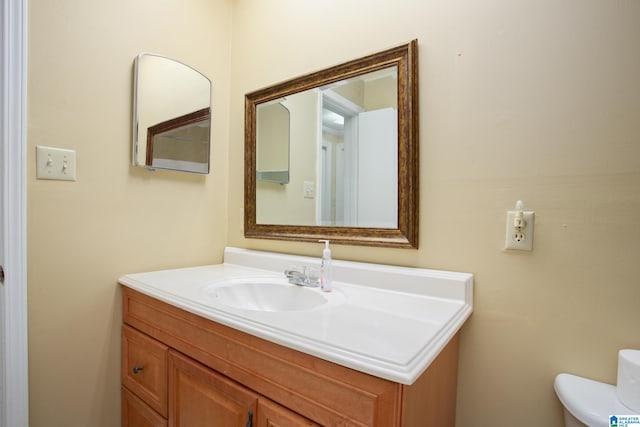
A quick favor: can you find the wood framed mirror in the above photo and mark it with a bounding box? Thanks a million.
[245,40,419,248]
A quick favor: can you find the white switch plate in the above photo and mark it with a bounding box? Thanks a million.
[303,181,315,199]
[36,146,76,181]
[505,210,535,251]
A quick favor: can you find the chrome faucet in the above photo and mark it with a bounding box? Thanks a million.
[284,267,319,287]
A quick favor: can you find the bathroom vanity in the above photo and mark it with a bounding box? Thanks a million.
[119,247,473,426]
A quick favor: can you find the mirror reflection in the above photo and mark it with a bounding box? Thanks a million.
[256,101,290,184]
[245,40,419,248]
[256,67,397,227]
[132,53,211,174]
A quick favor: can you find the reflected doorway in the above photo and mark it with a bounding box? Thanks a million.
[319,90,397,228]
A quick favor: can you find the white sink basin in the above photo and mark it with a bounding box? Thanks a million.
[206,280,328,312]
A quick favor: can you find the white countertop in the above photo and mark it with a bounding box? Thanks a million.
[119,247,473,385]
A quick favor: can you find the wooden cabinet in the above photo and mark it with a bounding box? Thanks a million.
[122,326,314,427]
[121,287,459,426]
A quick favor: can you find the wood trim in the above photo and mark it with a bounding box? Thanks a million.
[244,40,419,248]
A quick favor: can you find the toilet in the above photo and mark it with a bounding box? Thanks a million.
[554,373,635,426]
[554,349,640,427]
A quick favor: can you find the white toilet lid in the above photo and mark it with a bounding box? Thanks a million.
[554,373,637,427]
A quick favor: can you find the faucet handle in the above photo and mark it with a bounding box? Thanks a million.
[284,265,320,287]
[284,266,306,284]
[304,266,320,287]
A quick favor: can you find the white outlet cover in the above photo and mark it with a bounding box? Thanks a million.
[505,210,534,251]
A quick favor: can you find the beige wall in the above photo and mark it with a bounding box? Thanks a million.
[286,90,319,225]
[256,89,319,225]
[26,0,640,426]
[256,103,289,171]
[364,76,397,111]
[228,1,640,426]
[27,0,232,425]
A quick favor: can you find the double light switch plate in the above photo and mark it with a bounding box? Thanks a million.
[36,145,76,181]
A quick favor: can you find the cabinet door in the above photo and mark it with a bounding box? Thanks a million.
[122,387,168,427]
[169,350,258,427]
[256,398,321,427]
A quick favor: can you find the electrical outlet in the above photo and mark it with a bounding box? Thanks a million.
[505,210,535,251]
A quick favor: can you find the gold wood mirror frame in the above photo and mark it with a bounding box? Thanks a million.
[245,40,419,248]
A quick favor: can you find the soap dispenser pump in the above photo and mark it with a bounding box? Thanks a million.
[318,240,333,292]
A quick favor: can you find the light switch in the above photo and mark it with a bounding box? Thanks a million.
[36,146,76,181]
[303,181,315,199]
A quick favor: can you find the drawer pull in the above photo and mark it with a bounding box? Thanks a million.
[132,365,144,374]
[246,411,253,427]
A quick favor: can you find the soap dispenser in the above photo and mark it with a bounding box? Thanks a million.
[318,240,333,292]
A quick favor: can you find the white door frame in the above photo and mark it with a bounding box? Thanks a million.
[1,0,29,425]
[319,90,362,226]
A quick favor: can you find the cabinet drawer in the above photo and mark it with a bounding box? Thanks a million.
[122,325,169,417]
[122,387,167,427]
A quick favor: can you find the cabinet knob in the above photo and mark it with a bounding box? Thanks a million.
[132,365,144,374]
